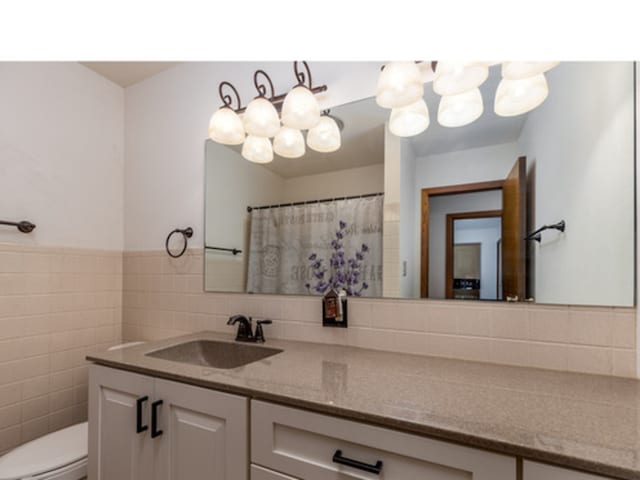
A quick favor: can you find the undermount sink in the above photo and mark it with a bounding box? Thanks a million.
[145,340,283,369]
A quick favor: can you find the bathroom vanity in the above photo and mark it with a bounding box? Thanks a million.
[87,332,634,480]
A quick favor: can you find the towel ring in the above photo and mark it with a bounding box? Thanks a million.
[165,227,193,258]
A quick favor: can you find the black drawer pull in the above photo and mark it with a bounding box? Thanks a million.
[332,450,383,474]
[136,396,148,433]
[151,400,163,438]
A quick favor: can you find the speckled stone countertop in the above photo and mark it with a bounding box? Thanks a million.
[87,331,640,480]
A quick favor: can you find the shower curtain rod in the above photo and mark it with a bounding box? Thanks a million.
[246,192,384,212]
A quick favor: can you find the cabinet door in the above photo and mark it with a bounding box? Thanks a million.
[88,365,155,480]
[154,378,248,480]
[523,461,616,480]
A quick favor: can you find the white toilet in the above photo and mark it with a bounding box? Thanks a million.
[0,342,145,480]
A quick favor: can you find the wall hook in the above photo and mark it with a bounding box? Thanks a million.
[525,220,566,243]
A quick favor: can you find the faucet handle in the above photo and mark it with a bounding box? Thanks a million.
[254,319,272,343]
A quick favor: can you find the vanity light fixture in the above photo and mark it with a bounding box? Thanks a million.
[242,135,274,164]
[243,75,281,137]
[307,111,343,153]
[432,61,489,96]
[207,61,329,163]
[389,98,430,137]
[273,126,306,158]
[494,62,558,117]
[375,61,424,109]
[376,60,559,136]
[437,87,484,127]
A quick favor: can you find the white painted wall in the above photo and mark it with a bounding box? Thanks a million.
[428,191,502,298]
[204,140,284,292]
[454,217,502,300]
[414,142,521,190]
[124,62,381,251]
[205,140,284,251]
[280,164,383,203]
[518,62,635,306]
[0,62,124,249]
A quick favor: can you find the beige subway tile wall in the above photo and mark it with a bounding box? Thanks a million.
[122,250,637,379]
[0,244,122,455]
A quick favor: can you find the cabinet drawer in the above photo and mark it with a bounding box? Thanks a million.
[251,400,516,480]
[523,461,616,480]
[252,465,299,480]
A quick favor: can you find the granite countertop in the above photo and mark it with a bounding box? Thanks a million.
[87,331,640,480]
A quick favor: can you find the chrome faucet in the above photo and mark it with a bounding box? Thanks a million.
[227,315,272,343]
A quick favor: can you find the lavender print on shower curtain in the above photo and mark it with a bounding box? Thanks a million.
[246,195,383,296]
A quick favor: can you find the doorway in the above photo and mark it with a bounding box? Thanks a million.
[420,156,526,301]
[446,212,502,300]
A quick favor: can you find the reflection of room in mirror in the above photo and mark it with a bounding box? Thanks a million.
[204,61,635,307]
[450,217,502,301]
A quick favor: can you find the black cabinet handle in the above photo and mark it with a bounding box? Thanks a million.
[136,396,148,433]
[151,400,163,438]
[332,450,383,474]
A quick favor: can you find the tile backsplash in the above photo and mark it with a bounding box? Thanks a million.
[0,244,635,453]
[122,249,637,379]
[0,244,122,455]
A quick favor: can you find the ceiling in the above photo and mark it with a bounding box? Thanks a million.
[80,62,180,87]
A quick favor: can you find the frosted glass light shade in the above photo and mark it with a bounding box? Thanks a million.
[273,127,305,158]
[376,61,424,109]
[241,135,273,163]
[501,61,559,80]
[208,107,245,145]
[307,116,341,153]
[437,88,484,127]
[389,98,430,137]
[281,86,321,130]
[243,97,281,137]
[433,62,489,96]
[494,74,549,117]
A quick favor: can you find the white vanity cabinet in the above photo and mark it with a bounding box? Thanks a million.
[88,365,248,480]
[523,461,617,480]
[251,400,517,480]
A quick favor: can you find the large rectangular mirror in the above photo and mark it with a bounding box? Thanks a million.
[205,61,635,306]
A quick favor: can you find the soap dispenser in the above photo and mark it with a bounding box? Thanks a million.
[322,288,348,328]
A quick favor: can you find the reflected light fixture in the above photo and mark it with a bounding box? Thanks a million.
[376,60,559,137]
[389,98,430,137]
[307,111,343,153]
[438,88,484,127]
[207,62,333,162]
[242,135,274,164]
[375,61,424,108]
[273,126,305,158]
[495,73,549,117]
[501,61,559,80]
[433,61,489,96]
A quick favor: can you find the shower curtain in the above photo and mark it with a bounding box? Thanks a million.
[246,195,383,296]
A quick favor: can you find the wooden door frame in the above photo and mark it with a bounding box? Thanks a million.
[445,210,503,299]
[420,180,504,298]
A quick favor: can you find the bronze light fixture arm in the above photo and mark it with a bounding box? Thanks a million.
[217,61,327,115]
